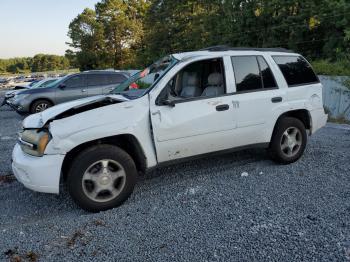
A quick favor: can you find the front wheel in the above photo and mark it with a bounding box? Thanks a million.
[269,117,307,164]
[30,99,52,113]
[67,145,137,212]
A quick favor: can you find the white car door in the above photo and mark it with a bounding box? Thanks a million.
[149,57,238,163]
[229,55,286,145]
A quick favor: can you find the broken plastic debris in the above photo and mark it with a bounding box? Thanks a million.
[241,172,249,177]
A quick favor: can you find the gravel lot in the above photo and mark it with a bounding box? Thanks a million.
[0,90,349,261]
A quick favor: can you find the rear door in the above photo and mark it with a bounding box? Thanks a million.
[86,74,105,97]
[229,55,286,144]
[55,74,88,104]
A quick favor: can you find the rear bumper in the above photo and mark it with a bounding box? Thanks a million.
[310,108,328,134]
[12,144,64,194]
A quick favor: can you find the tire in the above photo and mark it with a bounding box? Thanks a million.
[30,99,53,114]
[269,117,307,164]
[67,145,137,212]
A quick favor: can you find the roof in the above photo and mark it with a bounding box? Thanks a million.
[200,45,293,53]
[173,45,297,61]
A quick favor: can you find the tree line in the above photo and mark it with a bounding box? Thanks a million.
[0,54,70,74]
[67,0,350,73]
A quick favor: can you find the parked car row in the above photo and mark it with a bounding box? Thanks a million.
[2,78,58,106]
[2,71,130,114]
[10,47,328,212]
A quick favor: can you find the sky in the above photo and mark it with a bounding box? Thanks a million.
[0,0,100,59]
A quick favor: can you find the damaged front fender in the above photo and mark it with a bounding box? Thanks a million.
[22,95,129,129]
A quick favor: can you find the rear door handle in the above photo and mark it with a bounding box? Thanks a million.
[82,89,87,93]
[216,104,229,111]
[271,97,282,103]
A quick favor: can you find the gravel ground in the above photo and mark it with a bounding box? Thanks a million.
[0,90,349,261]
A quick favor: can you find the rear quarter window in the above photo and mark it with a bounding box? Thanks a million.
[272,56,319,87]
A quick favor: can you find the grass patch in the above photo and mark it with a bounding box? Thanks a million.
[311,59,350,77]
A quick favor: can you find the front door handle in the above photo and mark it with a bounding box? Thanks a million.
[216,104,230,111]
[271,97,282,103]
[82,89,87,93]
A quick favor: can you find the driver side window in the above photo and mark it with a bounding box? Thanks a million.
[64,75,86,88]
[158,58,226,104]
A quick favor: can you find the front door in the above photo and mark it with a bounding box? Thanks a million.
[150,57,237,163]
[55,74,88,104]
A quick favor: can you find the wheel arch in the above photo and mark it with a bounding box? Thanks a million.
[30,97,55,111]
[271,109,312,139]
[61,134,147,182]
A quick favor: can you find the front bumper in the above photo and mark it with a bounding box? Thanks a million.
[12,144,64,194]
[9,101,27,112]
[1,98,6,106]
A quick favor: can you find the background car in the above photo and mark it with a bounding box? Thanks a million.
[9,71,129,114]
[1,78,58,107]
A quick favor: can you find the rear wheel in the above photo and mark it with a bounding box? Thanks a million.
[269,117,307,164]
[30,99,52,113]
[67,145,137,212]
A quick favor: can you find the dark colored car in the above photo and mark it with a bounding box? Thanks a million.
[8,71,129,114]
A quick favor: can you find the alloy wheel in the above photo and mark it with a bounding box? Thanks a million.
[82,159,126,203]
[280,127,302,157]
[35,103,49,112]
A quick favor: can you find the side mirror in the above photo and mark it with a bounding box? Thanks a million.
[162,99,175,107]
[58,84,66,89]
[154,73,160,81]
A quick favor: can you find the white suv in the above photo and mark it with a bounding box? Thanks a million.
[12,47,328,212]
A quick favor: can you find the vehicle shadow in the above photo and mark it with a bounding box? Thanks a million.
[0,148,272,221]
[140,148,271,182]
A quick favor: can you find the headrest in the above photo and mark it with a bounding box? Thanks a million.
[208,73,223,86]
[183,72,199,86]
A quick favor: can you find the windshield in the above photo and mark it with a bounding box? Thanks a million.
[45,75,70,88]
[111,55,178,98]
[30,79,58,89]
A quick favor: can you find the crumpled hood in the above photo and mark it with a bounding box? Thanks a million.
[5,90,21,97]
[23,95,129,128]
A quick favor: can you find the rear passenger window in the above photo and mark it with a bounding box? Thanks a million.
[87,74,109,86]
[231,56,277,92]
[257,57,277,89]
[109,74,127,84]
[232,56,262,92]
[273,56,319,86]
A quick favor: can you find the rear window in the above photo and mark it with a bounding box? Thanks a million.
[273,56,319,86]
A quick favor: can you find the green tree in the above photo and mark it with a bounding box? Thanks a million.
[96,0,149,68]
[68,1,149,70]
[67,8,108,70]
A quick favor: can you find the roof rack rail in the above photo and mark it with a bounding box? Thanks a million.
[200,45,293,53]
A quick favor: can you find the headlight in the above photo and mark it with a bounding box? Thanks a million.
[5,93,15,98]
[18,129,51,157]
